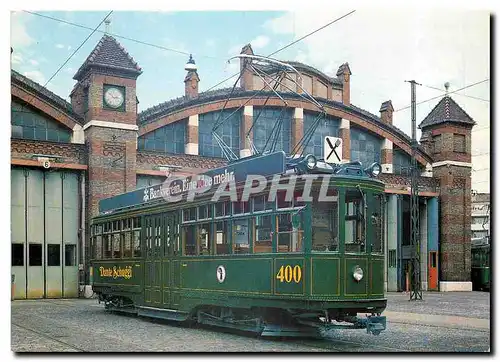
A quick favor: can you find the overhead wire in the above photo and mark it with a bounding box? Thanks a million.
[394,79,489,112]
[421,83,490,103]
[202,10,357,93]
[23,10,219,60]
[13,11,113,114]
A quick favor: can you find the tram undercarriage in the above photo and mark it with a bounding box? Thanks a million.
[99,294,386,337]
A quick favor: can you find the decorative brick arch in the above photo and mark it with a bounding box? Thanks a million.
[12,84,80,131]
[139,96,431,166]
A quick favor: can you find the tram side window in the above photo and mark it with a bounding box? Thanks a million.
[277,213,304,253]
[112,219,122,259]
[233,201,250,214]
[233,219,250,254]
[92,224,103,259]
[133,230,141,257]
[103,222,112,259]
[112,233,121,258]
[345,190,366,253]
[172,224,181,256]
[183,207,196,222]
[371,194,384,254]
[215,201,231,217]
[183,225,197,256]
[253,195,274,212]
[133,217,141,258]
[277,190,292,209]
[94,235,103,259]
[198,205,212,220]
[198,223,211,255]
[254,215,273,253]
[215,221,230,255]
[103,235,112,259]
[311,198,339,252]
[123,231,132,258]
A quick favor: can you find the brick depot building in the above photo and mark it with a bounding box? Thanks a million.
[10,34,476,299]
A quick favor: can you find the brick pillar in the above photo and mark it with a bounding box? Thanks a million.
[339,118,350,163]
[291,108,304,156]
[336,63,351,105]
[381,138,393,173]
[240,106,253,158]
[185,114,199,155]
[433,164,473,289]
[240,44,254,91]
[85,125,138,218]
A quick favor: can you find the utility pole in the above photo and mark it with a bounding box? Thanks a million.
[405,79,423,301]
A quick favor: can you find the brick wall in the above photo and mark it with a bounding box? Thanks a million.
[136,150,226,171]
[11,139,87,165]
[85,127,137,218]
[433,165,472,281]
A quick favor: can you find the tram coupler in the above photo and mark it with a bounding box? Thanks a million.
[356,315,386,335]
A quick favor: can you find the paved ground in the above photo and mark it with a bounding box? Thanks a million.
[11,292,490,352]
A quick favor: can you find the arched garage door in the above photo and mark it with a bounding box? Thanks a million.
[11,167,80,299]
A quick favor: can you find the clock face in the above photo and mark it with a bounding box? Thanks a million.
[104,87,124,109]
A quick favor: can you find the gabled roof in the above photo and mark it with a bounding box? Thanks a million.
[379,100,394,112]
[283,61,342,86]
[419,95,476,129]
[336,62,351,76]
[11,69,83,123]
[73,34,142,81]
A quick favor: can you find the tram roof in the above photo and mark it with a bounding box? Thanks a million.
[97,151,383,216]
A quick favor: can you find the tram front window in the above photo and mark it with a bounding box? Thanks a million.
[311,193,339,252]
[345,190,366,253]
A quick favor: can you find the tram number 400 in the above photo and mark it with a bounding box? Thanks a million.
[276,265,302,283]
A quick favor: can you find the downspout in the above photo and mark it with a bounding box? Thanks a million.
[80,171,86,290]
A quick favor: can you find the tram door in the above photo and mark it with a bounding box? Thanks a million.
[144,215,163,307]
[163,212,179,308]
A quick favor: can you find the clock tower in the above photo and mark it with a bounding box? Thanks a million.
[70,34,142,219]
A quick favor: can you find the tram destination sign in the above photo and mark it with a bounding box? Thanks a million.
[99,151,286,214]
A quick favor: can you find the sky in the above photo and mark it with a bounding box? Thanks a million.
[10,9,491,192]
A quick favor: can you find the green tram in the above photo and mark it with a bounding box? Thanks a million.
[90,152,387,336]
[471,237,490,291]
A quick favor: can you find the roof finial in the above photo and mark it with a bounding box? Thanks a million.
[185,54,197,71]
[444,81,450,95]
[104,18,111,34]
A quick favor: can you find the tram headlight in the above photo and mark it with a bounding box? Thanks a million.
[305,154,317,170]
[353,266,364,282]
[366,162,382,177]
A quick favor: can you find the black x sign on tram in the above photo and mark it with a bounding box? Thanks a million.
[326,138,341,162]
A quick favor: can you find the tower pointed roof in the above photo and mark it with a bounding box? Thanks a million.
[418,95,476,129]
[73,34,142,81]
